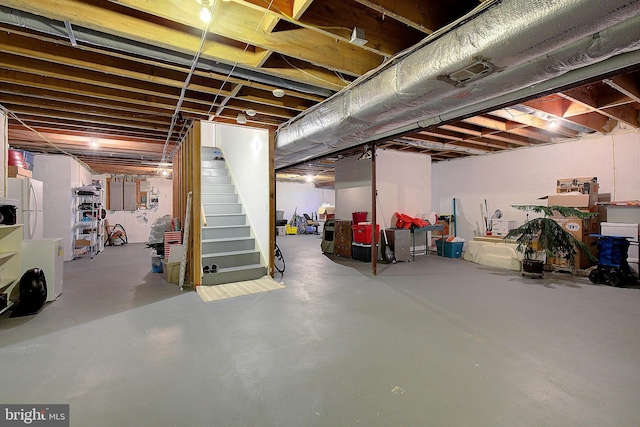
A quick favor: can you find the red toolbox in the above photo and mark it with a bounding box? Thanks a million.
[352,223,380,244]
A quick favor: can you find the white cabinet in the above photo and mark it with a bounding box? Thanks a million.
[0,225,23,316]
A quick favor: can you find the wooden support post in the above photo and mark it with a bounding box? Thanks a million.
[371,143,377,276]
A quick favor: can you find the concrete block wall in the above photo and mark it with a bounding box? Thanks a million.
[94,175,173,244]
[275,181,335,222]
[431,130,640,245]
[334,148,432,224]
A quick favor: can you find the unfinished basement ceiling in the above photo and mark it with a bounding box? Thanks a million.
[0,0,639,180]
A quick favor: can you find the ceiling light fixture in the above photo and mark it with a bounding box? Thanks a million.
[236,112,247,124]
[549,119,557,128]
[90,138,98,148]
[306,175,313,183]
[161,170,168,176]
[245,108,256,117]
[349,27,368,46]
[198,0,212,23]
[272,89,285,98]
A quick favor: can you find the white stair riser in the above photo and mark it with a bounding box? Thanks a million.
[203,204,242,215]
[202,226,250,240]
[202,184,235,194]
[202,168,229,177]
[201,193,238,204]
[202,251,261,268]
[201,159,227,168]
[200,176,232,185]
[206,214,246,226]
[201,266,267,286]
[202,238,255,253]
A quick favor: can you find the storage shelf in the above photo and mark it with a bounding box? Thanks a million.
[72,186,104,259]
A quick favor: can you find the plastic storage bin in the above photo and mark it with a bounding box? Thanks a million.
[596,235,630,269]
[161,260,180,284]
[435,240,464,258]
[352,242,377,262]
[285,224,297,235]
[151,249,163,273]
[352,224,380,244]
[352,212,367,223]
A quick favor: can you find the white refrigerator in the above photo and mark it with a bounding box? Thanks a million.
[7,177,44,240]
[21,238,64,302]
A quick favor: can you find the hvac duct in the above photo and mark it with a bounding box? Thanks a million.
[275,0,640,169]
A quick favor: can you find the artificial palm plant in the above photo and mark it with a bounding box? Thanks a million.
[505,205,598,274]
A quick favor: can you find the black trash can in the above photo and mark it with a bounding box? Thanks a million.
[321,219,335,254]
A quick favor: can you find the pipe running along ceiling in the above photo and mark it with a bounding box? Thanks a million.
[274,0,640,169]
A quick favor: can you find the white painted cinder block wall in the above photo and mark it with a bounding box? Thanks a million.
[431,131,640,245]
[275,181,335,222]
[334,149,431,224]
[94,175,173,244]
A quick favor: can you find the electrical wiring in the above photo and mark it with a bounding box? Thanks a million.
[0,103,95,173]
[205,0,275,117]
[159,3,214,168]
[278,54,348,86]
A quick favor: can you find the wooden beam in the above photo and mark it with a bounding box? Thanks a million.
[2,0,341,90]
[109,0,382,76]
[604,75,640,103]
[351,0,476,34]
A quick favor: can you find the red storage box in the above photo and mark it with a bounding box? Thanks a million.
[352,224,380,244]
[352,211,367,223]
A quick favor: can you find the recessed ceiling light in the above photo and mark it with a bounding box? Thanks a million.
[272,89,285,98]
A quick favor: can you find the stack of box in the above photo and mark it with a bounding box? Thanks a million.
[351,223,379,262]
[546,177,600,269]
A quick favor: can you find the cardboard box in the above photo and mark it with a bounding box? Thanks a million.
[546,193,598,208]
[547,218,598,269]
[8,166,32,178]
[75,239,92,247]
[491,220,516,236]
[556,178,598,194]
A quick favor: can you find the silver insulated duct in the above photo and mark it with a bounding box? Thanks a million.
[275,0,640,169]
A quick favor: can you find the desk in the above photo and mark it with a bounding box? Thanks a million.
[411,224,445,261]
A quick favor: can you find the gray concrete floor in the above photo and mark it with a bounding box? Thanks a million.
[1,235,640,426]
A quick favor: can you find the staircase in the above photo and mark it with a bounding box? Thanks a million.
[200,147,267,285]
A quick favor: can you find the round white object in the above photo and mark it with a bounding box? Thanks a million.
[429,212,438,225]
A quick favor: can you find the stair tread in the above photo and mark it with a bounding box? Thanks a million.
[202,225,248,229]
[202,249,259,257]
[202,237,253,243]
[202,202,241,206]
